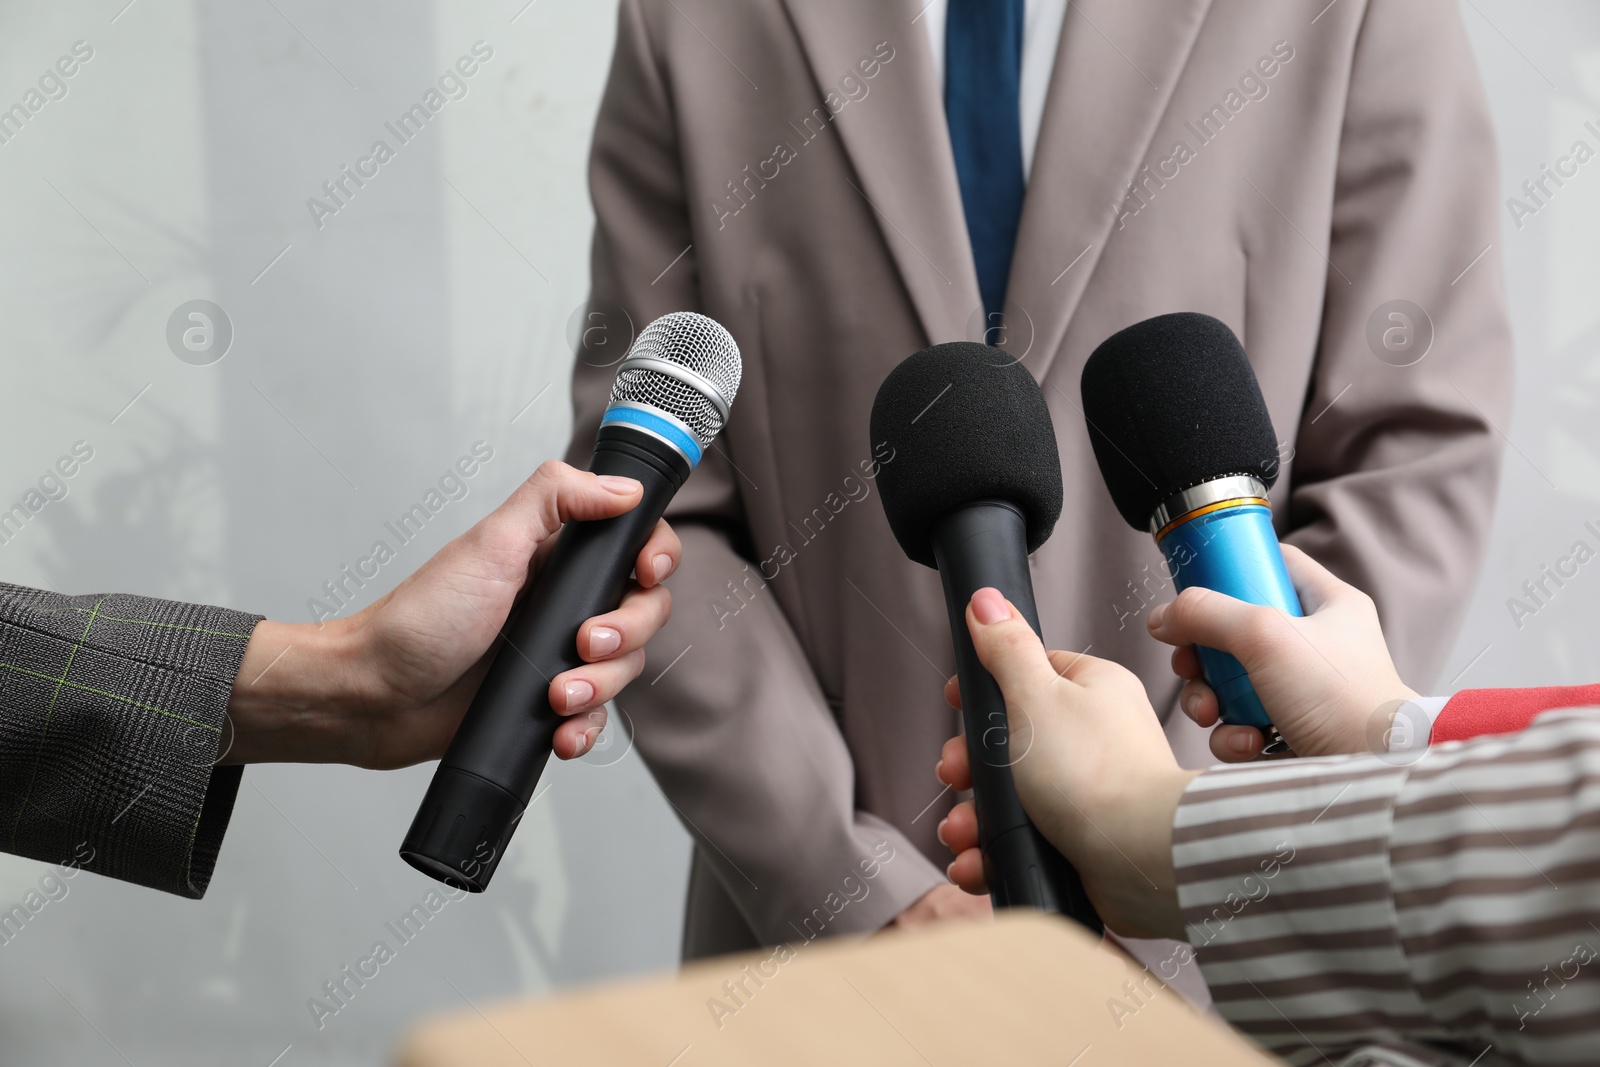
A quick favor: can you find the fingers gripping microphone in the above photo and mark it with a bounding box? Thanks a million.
[400,312,741,891]
[1081,312,1302,734]
[872,343,1101,932]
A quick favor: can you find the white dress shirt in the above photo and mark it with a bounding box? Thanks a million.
[920,0,1069,177]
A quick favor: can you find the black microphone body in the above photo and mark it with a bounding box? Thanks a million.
[931,502,1100,929]
[401,310,742,892]
[400,426,687,890]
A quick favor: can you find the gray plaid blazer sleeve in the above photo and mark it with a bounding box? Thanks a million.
[0,582,262,898]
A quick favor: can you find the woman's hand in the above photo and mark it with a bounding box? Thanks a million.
[1147,544,1416,762]
[935,588,1194,940]
[225,461,680,768]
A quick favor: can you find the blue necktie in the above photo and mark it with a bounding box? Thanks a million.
[946,0,1026,328]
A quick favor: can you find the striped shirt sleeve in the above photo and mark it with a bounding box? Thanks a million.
[1173,708,1600,1066]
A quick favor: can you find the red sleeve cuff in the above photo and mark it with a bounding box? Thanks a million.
[1432,684,1600,745]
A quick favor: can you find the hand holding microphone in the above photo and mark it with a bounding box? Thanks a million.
[872,343,1100,932]
[401,312,741,891]
[1148,543,1419,762]
[936,541,1421,936]
[934,591,1194,941]
[225,464,680,768]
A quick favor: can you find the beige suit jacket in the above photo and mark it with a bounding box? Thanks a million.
[570,0,1513,958]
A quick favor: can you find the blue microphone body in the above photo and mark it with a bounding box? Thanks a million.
[1154,482,1302,728]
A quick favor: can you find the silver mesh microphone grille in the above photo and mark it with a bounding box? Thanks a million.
[607,312,742,447]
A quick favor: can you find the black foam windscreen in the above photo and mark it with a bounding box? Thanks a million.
[1080,312,1280,531]
[871,343,1063,568]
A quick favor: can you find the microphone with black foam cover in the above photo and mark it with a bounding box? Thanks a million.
[872,342,1101,931]
[400,311,741,892]
[1081,311,1301,738]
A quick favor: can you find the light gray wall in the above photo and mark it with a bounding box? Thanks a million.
[0,2,689,1065]
[0,0,1594,1063]
[1449,2,1600,690]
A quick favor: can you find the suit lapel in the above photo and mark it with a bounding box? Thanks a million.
[779,0,982,347]
[1002,0,1215,380]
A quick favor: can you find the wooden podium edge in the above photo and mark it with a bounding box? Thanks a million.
[395,912,1281,1066]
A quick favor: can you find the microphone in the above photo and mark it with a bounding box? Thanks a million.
[872,342,1101,932]
[1080,311,1301,736]
[400,311,742,891]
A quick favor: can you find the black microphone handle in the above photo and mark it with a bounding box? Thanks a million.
[930,502,1103,933]
[399,424,689,891]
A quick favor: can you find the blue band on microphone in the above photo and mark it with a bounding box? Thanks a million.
[601,405,702,467]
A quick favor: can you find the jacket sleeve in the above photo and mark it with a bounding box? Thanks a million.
[0,583,259,898]
[569,0,944,945]
[1282,0,1514,688]
[1429,684,1600,744]
[1174,710,1600,1066]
